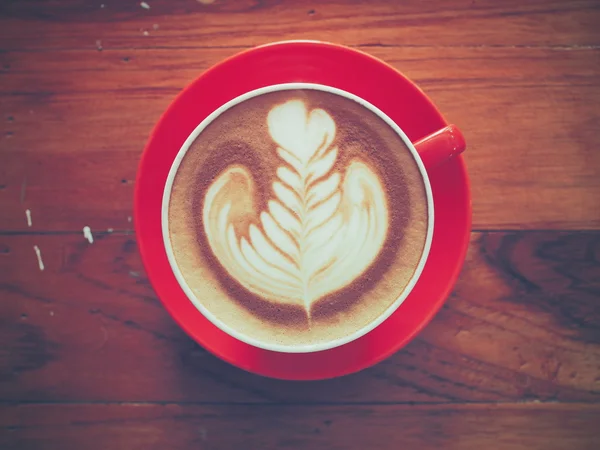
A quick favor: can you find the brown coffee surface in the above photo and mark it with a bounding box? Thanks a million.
[168,89,428,348]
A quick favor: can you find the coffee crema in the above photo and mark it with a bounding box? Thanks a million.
[167,89,429,348]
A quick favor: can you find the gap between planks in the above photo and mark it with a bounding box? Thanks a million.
[1,229,599,236]
[2,44,600,54]
[0,400,594,407]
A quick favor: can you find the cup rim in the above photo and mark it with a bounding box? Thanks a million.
[161,82,435,353]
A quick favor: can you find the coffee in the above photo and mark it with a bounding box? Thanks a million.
[166,88,429,349]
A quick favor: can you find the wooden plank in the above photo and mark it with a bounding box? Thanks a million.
[4,46,599,95]
[1,0,600,50]
[1,232,598,403]
[1,46,599,230]
[1,403,599,450]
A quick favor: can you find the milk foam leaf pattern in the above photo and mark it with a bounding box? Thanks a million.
[203,99,389,316]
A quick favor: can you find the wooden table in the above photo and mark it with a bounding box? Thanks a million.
[1,1,599,449]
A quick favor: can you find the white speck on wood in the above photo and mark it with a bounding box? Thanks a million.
[143,30,149,36]
[83,226,94,244]
[153,23,159,30]
[25,209,32,227]
[96,39,103,51]
[140,2,150,9]
[107,228,114,233]
[50,311,55,316]
[100,3,105,8]
[199,428,208,441]
[33,245,44,271]
[127,216,132,222]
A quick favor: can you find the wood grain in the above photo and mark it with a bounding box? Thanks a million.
[2,1,600,447]
[1,0,600,51]
[1,403,599,450]
[1,46,599,231]
[1,232,598,403]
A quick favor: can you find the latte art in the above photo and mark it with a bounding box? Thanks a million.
[203,100,389,316]
[166,88,429,349]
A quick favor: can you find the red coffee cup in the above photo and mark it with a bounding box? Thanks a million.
[136,41,471,379]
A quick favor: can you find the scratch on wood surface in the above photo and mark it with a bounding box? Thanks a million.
[20,177,27,204]
[551,361,563,382]
[25,209,32,227]
[83,226,94,244]
[33,245,44,271]
[97,326,108,350]
[140,2,150,9]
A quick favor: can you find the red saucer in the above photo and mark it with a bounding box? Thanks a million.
[135,41,472,380]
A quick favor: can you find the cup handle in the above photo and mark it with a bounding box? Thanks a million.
[413,124,466,168]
